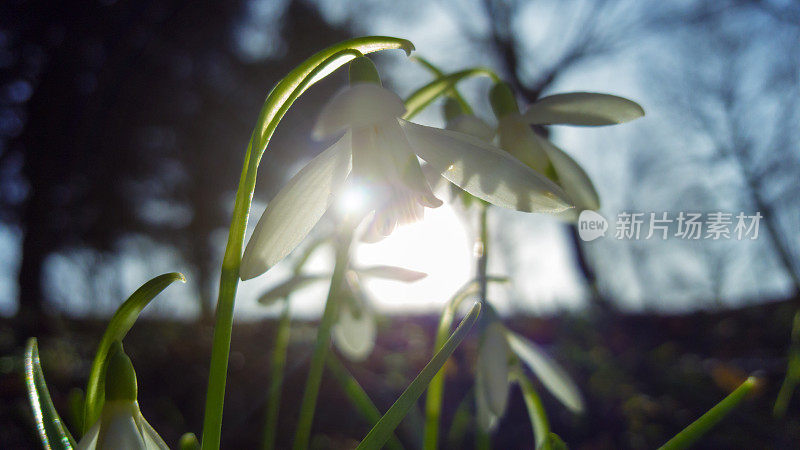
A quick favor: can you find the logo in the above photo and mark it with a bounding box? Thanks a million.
[578,210,608,241]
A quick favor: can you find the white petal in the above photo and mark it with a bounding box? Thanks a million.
[506,332,584,413]
[533,134,600,220]
[477,322,511,416]
[77,420,100,450]
[446,115,496,142]
[523,92,644,126]
[398,119,572,213]
[313,83,406,139]
[96,402,146,449]
[496,115,551,174]
[374,120,441,207]
[333,305,376,361]
[355,265,427,282]
[240,134,353,280]
[476,369,499,432]
[136,414,170,450]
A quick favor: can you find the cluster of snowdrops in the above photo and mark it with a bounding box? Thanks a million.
[25,37,759,450]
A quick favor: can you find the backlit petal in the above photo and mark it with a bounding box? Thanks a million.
[240,134,353,280]
[96,402,146,449]
[476,369,499,432]
[497,115,550,174]
[523,92,644,126]
[446,114,496,142]
[533,134,600,221]
[478,322,511,416]
[136,414,169,450]
[333,305,376,361]
[398,119,572,213]
[355,265,427,282]
[76,421,100,450]
[313,83,406,139]
[507,332,584,413]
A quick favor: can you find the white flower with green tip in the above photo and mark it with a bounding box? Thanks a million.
[78,342,168,450]
[490,82,644,221]
[475,318,584,432]
[239,58,572,280]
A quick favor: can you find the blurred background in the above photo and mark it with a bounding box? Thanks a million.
[1,0,799,448]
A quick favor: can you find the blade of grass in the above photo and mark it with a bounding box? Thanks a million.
[25,338,77,449]
[659,376,759,449]
[357,302,482,450]
[261,300,292,450]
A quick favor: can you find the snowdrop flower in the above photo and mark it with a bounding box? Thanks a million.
[490,81,644,221]
[475,318,584,432]
[256,254,427,361]
[78,342,168,450]
[240,58,572,280]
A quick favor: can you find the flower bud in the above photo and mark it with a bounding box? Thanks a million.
[489,81,520,118]
[104,341,137,402]
[349,56,382,85]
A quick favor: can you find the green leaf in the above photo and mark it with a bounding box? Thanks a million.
[506,331,584,413]
[262,302,291,450]
[357,302,482,450]
[774,310,800,418]
[545,433,569,450]
[514,369,550,449]
[25,338,77,449]
[83,272,185,433]
[659,376,759,449]
[327,354,404,450]
[403,68,500,120]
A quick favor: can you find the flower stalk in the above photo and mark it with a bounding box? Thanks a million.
[293,226,354,450]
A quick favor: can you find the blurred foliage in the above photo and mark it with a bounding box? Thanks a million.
[2,299,799,448]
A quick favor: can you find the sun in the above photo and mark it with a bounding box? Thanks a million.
[354,203,473,313]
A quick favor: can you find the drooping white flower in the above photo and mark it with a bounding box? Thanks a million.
[240,58,572,280]
[476,321,511,431]
[491,82,644,221]
[474,317,584,432]
[78,342,168,450]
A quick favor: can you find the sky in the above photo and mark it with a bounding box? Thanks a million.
[0,0,797,319]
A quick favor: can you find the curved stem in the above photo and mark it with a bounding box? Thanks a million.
[293,230,353,450]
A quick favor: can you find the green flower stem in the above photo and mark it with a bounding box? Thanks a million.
[200,37,414,450]
[357,302,482,450]
[261,299,291,450]
[326,354,404,450]
[477,203,489,304]
[293,232,353,450]
[659,376,758,450]
[411,56,473,114]
[403,68,500,120]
